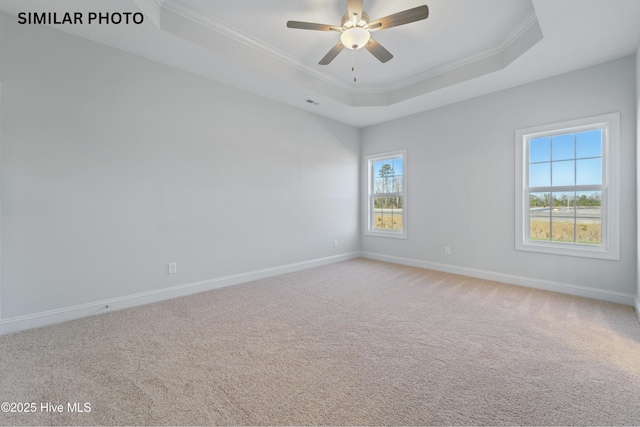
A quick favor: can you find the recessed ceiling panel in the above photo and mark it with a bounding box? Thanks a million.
[170,0,536,88]
[0,0,639,127]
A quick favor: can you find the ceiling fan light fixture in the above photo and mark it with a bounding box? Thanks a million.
[341,27,370,50]
[287,3,429,66]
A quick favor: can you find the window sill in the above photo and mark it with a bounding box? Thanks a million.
[516,240,619,260]
[365,229,407,239]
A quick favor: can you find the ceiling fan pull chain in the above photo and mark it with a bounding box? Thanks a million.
[352,49,355,72]
[352,50,357,82]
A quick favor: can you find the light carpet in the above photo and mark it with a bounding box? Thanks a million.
[1,258,639,426]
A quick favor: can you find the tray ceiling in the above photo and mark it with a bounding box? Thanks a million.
[0,0,639,126]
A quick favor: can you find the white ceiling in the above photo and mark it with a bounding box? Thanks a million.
[1,0,639,127]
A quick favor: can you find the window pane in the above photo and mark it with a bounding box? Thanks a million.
[551,191,575,243]
[576,191,601,245]
[576,158,602,185]
[373,160,384,176]
[391,175,403,193]
[552,160,575,186]
[391,158,404,177]
[576,130,602,159]
[372,196,403,230]
[530,192,550,208]
[373,158,401,195]
[374,195,388,209]
[374,176,393,194]
[373,209,385,230]
[529,192,550,241]
[552,133,574,161]
[373,196,402,209]
[530,162,550,187]
[376,161,396,179]
[373,177,382,194]
[387,210,403,231]
[530,137,550,163]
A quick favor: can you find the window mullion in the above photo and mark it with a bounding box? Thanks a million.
[530,185,602,193]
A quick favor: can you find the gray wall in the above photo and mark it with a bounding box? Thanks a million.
[0,10,638,330]
[0,12,360,320]
[362,56,637,301]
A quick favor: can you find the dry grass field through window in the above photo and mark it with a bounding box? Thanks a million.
[373,212,403,231]
[530,220,601,244]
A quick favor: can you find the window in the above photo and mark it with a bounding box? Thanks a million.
[365,150,407,238]
[515,113,620,260]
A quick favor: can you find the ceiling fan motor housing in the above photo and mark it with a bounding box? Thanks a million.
[340,12,371,50]
[341,12,370,27]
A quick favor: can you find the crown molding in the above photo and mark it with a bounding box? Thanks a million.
[354,10,541,94]
[159,0,353,92]
[133,0,542,106]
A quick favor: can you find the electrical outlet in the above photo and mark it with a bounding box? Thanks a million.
[334,240,339,248]
[168,262,177,274]
[444,247,451,255]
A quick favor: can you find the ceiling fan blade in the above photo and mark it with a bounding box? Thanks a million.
[368,5,429,31]
[319,41,345,65]
[365,38,393,63]
[347,0,364,22]
[286,21,341,31]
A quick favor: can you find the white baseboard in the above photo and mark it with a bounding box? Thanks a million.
[362,252,636,307]
[3,251,635,335]
[0,252,360,336]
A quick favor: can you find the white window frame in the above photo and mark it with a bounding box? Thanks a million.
[515,113,620,260]
[364,149,407,239]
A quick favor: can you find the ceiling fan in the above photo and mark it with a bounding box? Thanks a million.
[286,0,429,66]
